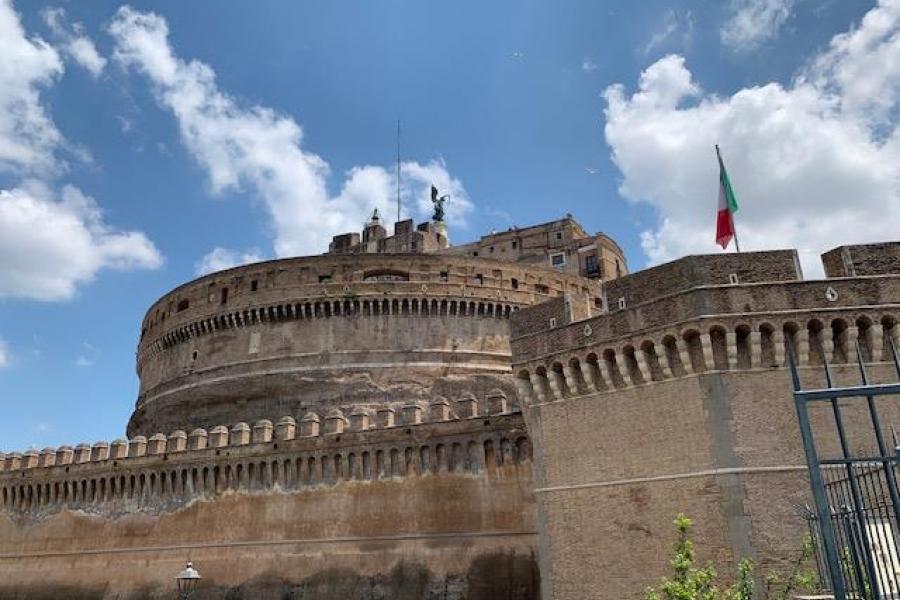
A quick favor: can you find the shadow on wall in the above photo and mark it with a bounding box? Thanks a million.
[0,553,540,600]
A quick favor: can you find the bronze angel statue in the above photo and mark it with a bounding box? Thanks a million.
[430,185,449,222]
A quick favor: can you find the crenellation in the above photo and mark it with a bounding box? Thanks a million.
[349,408,370,431]
[90,442,110,462]
[430,397,451,421]
[274,416,296,440]
[56,446,73,465]
[456,393,478,418]
[402,402,424,425]
[167,431,187,453]
[147,434,166,455]
[38,448,56,468]
[188,428,208,450]
[128,436,147,457]
[73,444,91,463]
[252,419,274,443]
[512,282,899,408]
[376,406,395,428]
[300,412,321,437]
[324,410,347,434]
[0,412,529,517]
[486,389,509,415]
[108,439,127,459]
[230,423,250,445]
[22,450,38,469]
[208,426,228,447]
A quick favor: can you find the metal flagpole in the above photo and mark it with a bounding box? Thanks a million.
[396,120,401,223]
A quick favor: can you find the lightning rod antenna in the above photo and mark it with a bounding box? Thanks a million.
[396,119,401,223]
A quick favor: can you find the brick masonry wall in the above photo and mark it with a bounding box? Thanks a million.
[602,250,801,310]
[523,364,900,600]
[511,274,900,364]
[0,414,539,600]
[822,242,900,277]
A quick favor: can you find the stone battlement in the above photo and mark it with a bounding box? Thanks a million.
[0,392,527,516]
[140,253,598,346]
[510,246,900,406]
[132,251,601,436]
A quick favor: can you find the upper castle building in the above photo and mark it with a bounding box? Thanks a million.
[131,215,625,437]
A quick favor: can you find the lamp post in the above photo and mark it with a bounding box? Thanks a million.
[175,561,201,599]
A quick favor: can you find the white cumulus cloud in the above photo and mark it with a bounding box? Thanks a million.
[108,6,472,259]
[0,338,9,368]
[811,0,900,126]
[604,0,900,276]
[0,183,163,300]
[721,0,796,51]
[41,7,107,77]
[0,0,64,175]
[195,247,265,276]
[0,2,162,302]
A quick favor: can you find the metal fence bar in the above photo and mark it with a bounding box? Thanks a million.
[790,340,900,600]
[790,348,849,599]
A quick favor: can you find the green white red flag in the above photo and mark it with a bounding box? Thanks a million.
[715,145,740,249]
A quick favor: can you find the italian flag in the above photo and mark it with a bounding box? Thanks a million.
[715,145,739,249]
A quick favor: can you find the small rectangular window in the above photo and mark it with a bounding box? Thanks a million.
[489,246,494,253]
[728,273,740,284]
[511,278,519,290]
[250,280,258,292]
[475,274,484,285]
[512,241,518,249]
[549,317,558,328]
[473,251,479,257]
[617,297,626,310]
[177,299,189,312]
[440,271,449,281]
[220,287,228,305]
[551,253,566,267]
[556,232,562,240]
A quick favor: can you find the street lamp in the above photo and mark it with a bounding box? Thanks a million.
[175,561,201,599]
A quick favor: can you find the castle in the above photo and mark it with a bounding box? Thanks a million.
[0,210,897,600]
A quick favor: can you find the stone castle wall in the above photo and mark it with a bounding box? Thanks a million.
[822,241,900,277]
[510,246,900,600]
[0,397,539,599]
[132,253,600,436]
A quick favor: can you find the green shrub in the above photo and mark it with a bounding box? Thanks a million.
[645,514,817,600]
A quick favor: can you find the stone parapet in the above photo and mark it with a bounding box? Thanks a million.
[0,410,529,516]
[512,309,898,407]
[130,252,563,437]
[511,272,900,407]
[137,253,600,367]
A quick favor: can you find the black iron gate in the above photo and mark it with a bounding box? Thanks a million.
[791,339,900,599]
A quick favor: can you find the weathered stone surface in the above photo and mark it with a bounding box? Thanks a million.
[0,416,536,599]
[130,253,596,437]
[509,244,900,600]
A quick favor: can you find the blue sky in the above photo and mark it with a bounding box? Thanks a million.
[1,0,897,451]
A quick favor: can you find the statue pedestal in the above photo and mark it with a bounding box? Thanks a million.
[434,221,449,247]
